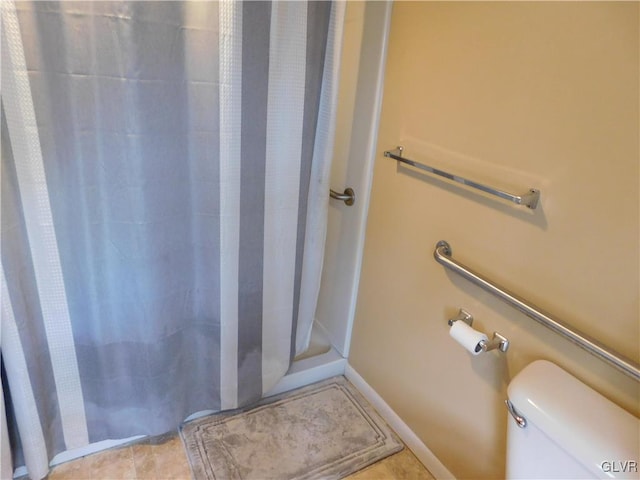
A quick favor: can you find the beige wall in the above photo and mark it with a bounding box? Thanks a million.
[349,3,639,479]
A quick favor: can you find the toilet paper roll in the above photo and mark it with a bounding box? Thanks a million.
[449,321,488,355]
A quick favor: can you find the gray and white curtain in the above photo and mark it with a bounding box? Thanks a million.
[0,1,344,478]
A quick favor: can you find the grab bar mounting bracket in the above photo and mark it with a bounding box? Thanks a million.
[329,187,356,206]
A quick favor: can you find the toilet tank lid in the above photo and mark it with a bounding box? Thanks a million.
[508,360,639,477]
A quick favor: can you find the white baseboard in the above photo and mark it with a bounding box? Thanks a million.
[345,364,456,480]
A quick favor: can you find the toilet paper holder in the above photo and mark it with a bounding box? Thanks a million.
[448,309,510,353]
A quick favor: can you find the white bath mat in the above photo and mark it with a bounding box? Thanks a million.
[179,376,403,479]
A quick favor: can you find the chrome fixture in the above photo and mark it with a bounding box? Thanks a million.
[448,308,510,353]
[329,187,355,206]
[434,240,640,381]
[448,308,473,327]
[505,399,527,428]
[384,146,540,209]
[482,332,510,353]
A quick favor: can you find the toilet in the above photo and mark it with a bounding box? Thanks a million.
[505,360,639,479]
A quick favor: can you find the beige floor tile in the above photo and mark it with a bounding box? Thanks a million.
[47,439,435,480]
[131,443,157,480]
[346,449,434,480]
[43,411,435,480]
[347,460,395,480]
[383,449,435,480]
[48,456,91,480]
[86,446,136,480]
[150,436,191,480]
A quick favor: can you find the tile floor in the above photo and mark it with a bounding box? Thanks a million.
[45,430,434,480]
[39,374,435,480]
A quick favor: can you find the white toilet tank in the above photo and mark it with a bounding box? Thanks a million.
[506,360,639,479]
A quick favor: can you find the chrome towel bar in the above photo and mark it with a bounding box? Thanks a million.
[434,240,640,381]
[329,187,355,206]
[384,146,540,209]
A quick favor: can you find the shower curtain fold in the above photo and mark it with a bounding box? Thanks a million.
[0,1,344,478]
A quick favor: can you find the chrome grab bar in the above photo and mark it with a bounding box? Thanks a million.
[384,146,540,209]
[330,187,355,206]
[434,240,640,381]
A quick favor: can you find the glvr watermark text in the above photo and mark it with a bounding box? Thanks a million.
[601,461,638,473]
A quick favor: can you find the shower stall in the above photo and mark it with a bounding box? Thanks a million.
[272,0,391,395]
[0,1,391,478]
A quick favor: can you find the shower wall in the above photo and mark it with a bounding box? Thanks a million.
[349,3,639,479]
[315,1,390,356]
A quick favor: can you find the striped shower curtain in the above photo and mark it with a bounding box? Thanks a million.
[0,1,344,478]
